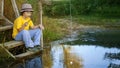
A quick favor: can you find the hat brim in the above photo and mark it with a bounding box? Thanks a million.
[20,9,34,12]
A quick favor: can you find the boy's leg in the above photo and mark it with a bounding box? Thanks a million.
[29,29,41,46]
[15,30,34,48]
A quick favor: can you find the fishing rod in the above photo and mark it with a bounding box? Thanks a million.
[38,0,44,50]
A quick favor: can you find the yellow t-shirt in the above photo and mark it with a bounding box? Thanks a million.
[12,16,34,39]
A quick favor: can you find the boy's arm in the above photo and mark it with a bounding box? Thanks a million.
[31,25,39,29]
[31,24,44,30]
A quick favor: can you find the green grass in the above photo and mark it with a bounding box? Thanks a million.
[72,15,120,26]
[42,15,120,42]
[43,16,67,42]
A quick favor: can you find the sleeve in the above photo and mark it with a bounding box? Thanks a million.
[15,19,22,29]
[29,20,34,28]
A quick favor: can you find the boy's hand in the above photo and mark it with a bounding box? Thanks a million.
[39,24,44,30]
[23,22,28,27]
[18,22,28,32]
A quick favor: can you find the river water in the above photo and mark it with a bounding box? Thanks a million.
[1,26,120,68]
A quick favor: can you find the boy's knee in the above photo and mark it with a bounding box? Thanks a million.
[36,28,41,31]
[35,29,41,33]
[21,30,29,34]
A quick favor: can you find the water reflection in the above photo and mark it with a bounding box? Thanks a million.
[73,45,119,68]
[50,28,120,68]
[105,52,120,68]
[51,45,83,68]
[64,29,120,48]
[108,63,120,68]
[51,45,64,68]
[10,57,43,68]
[62,45,83,68]
[24,57,42,68]
[105,52,120,60]
[7,44,120,68]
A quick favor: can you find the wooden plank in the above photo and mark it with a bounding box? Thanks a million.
[0,25,13,31]
[11,0,19,17]
[0,44,15,59]
[0,18,4,21]
[4,41,24,49]
[1,0,4,16]
[0,16,13,26]
[4,16,13,25]
[15,49,41,59]
[0,0,2,15]
[0,17,4,19]
[0,18,5,25]
[0,17,13,26]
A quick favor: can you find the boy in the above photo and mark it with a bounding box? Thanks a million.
[12,3,44,51]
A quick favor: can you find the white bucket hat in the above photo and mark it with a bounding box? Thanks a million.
[20,3,34,12]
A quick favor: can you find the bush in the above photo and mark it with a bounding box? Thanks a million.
[43,0,120,17]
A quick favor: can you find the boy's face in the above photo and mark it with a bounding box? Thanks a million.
[23,11,32,17]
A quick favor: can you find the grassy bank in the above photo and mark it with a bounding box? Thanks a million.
[43,16,68,42]
[69,15,120,28]
[42,15,120,43]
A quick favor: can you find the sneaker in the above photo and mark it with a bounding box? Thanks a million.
[35,45,41,49]
[26,47,38,52]
[26,47,33,51]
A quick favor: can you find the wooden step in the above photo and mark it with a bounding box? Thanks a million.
[0,17,3,19]
[0,25,13,31]
[0,18,4,21]
[0,18,5,25]
[4,41,24,49]
[0,44,15,59]
[15,49,41,59]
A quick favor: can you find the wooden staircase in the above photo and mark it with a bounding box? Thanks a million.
[3,39,41,59]
[0,19,41,59]
[4,41,24,50]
